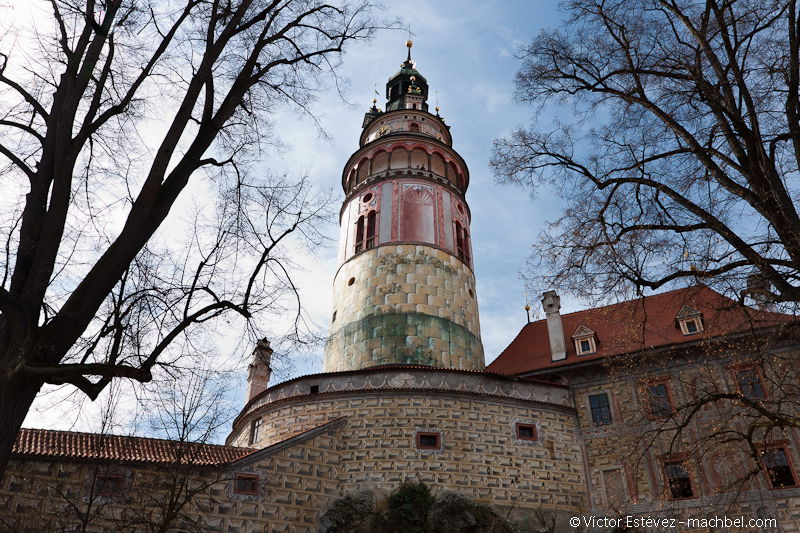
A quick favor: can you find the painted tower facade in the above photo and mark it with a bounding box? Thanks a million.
[324,43,484,372]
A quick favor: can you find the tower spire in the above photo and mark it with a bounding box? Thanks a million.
[384,41,428,112]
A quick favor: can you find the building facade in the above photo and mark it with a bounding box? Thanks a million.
[488,285,800,531]
[2,45,800,533]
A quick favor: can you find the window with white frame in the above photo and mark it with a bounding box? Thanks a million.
[572,325,597,355]
[675,305,703,335]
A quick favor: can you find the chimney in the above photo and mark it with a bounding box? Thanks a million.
[744,274,775,311]
[245,338,273,403]
[541,291,566,362]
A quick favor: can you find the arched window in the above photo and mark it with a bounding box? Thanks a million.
[355,216,365,253]
[355,211,377,253]
[463,228,471,265]
[410,149,427,170]
[356,159,368,183]
[454,221,471,265]
[366,210,377,249]
[431,153,445,177]
[390,147,408,169]
[410,123,420,132]
[448,162,459,186]
[372,151,389,174]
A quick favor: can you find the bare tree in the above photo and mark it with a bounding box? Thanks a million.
[117,370,240,533]
[491,0,800,307]
[491,0,800,509]
[0,0,385,479]
[0,370,243,532]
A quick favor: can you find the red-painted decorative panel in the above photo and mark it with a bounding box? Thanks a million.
[400,184,435,243]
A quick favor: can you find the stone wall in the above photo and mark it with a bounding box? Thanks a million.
[228,375,585,516]
[2,390,585,533]
[326,244,482,371]
[0,423,344,533]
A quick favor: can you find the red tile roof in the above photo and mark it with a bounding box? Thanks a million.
[13,428,255,465]
[486,286,795,376]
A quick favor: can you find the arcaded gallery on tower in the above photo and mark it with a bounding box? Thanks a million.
[3,44,800,532]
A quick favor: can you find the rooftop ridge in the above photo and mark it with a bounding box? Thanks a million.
[524,285,791,324]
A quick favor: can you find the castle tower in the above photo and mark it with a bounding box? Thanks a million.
[324,42,484,371]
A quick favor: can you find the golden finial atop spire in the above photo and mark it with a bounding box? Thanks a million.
[406,39,413,48]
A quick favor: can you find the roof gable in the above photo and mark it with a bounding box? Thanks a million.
[571,325,595,338]
[675,305,702,319]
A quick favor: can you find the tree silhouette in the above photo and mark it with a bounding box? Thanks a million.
[0,0,384,479]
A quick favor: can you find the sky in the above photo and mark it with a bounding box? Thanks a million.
[19,0,580,435]
[263,0,571,379]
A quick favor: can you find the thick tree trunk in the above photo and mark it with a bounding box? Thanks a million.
[0,378,43,481]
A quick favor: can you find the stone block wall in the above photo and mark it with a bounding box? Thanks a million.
[0,425,344,533]
[326,244,483,371]
[230,388,586,515]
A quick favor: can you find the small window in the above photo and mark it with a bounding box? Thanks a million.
[355,215,364,253]
[454,221,470,265]
[366,211,376,249]
[416,432,441,450]
[762,448,798,488]
[575,336,596,355]
[332,310,337,322]
[589,393,613,426]
[95,474,123,497]
[664,460,695,499]
[647,382,673,419]
[676,306,703,335]
[234,473,259,495]
[410,123,420,132]
[310,385,319,394]
[679,317,703,335]
[354,211,377,253]
[735,367,765,401]
[515,423,537,441]
[248,418,262,445]
[572,326,597,355]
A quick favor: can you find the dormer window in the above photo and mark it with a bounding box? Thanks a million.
[572,325,597,355]
[676,306,704,336]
